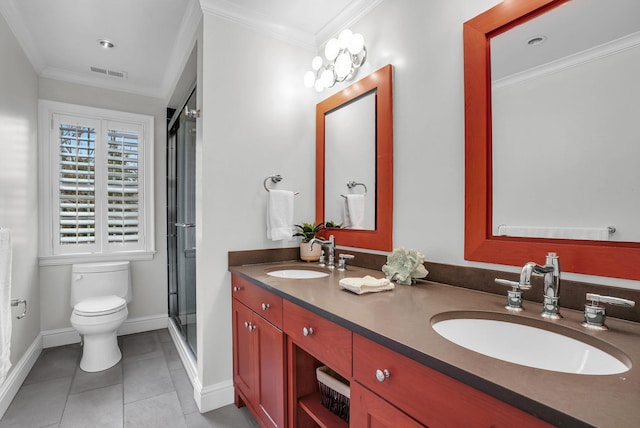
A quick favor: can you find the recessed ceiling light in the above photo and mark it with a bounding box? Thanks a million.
[98,39,116,49]
[527,35,547,46]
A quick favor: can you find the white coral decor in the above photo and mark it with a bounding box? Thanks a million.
[382,247,429,285]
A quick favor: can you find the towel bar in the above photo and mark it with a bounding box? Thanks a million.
[264,175,299,194]
[342,181,367,197]
[11,299,27,319]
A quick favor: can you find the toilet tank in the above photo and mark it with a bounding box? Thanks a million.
[70,261,132,307]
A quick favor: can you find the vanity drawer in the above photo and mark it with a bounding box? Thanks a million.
[231,274,283,329]
[283,300,352,378]
[353,334,552,428]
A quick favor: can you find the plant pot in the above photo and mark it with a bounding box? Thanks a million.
[300,242,322,262]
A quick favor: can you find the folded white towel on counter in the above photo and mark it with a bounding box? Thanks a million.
[267,189,295,241]
[339,275,395,295]
[343,194,365,229]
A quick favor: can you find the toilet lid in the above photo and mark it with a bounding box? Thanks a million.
[74,295,127,317]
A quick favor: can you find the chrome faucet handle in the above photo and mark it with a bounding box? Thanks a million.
[582,293,636,330]
[495,278,524,311]
[337,254,355,271]
[318,250,325,267]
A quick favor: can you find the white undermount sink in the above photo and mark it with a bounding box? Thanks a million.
[431,312,630,375]
[266,268,329,279]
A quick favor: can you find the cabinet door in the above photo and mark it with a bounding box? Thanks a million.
[232,300,255,402]
[351,382,425,428]
[254,315,286,428]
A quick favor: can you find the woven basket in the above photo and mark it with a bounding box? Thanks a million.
[316,366,350,422]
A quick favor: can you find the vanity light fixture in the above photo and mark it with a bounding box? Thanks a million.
[98,39,116,49]
[304,29,367,92]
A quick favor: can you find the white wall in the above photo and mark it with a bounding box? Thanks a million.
[0,12,40,369]
[197,12,316,389]
[37,79,168,330]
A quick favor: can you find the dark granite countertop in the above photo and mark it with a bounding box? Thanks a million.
[229,261,640,428]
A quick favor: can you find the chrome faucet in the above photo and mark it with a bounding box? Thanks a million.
[523,252,562,319]
[309,235,335,267]
[495,252,561,318]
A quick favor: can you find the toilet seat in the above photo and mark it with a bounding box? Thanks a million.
[73,295,127,317]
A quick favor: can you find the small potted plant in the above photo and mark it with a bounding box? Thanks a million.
[294,222,325,261]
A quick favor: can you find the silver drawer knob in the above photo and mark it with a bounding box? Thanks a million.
[248,324,256,332]
[302,326,314,337]
[375,368,390,382]
[244,321,250,329]
[261,303,271,311]
[233,286,240,292]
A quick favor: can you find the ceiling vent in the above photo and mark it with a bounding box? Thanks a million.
[90,66,128,79]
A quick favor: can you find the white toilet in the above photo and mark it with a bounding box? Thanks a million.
[70,261,132,372]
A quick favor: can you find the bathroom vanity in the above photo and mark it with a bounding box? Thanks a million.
[229,259,640,427]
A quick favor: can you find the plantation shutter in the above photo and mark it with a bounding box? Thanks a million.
[44,103,153,261]
[58,122,97,246]
[107,127,140,244]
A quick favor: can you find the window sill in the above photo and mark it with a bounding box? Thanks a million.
[39,250,156,267]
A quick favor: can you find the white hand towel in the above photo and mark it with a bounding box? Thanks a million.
[339,275,395,295]
[343,194,365,229]
[0,229,12,385]
[267,190,294,241]
[496,225,610,241]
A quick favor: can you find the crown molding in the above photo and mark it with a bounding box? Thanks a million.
[493,31,640,89]
[315,0,385,47]
[198,0,384,52]
[160,0,202,101]
[0,0,46,72]
[199,0,315,50]
[40,66,163,99]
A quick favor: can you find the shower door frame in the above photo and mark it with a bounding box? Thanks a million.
[167,84,197,356]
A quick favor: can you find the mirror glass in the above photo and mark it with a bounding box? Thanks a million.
[324,91,376,230]
[463,0,640,280]
[491,0,640,242]
[316,65,393,251]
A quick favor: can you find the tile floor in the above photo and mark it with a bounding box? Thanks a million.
[0,329,260,428]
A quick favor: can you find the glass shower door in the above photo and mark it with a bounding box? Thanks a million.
[168,88,197,355]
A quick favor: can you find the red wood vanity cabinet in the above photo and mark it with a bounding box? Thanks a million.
[352,334,553,428]
[231,273,553,428]
[232,274,286,428]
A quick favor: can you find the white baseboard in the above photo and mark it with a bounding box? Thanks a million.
[167,318,234,413]
[41,314,169,348]
[196,378,234,413]
[0,334,43,419]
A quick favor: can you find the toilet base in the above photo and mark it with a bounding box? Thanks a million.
[71,307,128,373]
[79,331,122,372]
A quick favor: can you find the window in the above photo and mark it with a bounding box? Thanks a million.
[39,100,155,265]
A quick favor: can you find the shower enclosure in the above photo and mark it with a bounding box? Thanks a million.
[167,87,197,355]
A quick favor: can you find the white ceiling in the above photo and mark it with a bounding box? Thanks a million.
[0,0,381,100]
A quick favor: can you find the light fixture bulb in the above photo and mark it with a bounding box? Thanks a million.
[311,56,323,70]
[321,68,335,88]
[325,38,339,61]
[337,29,353,49]
[314,79,324,92]
[304,71,316,88]
[348,33,364,54]
[334,53,352,79]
